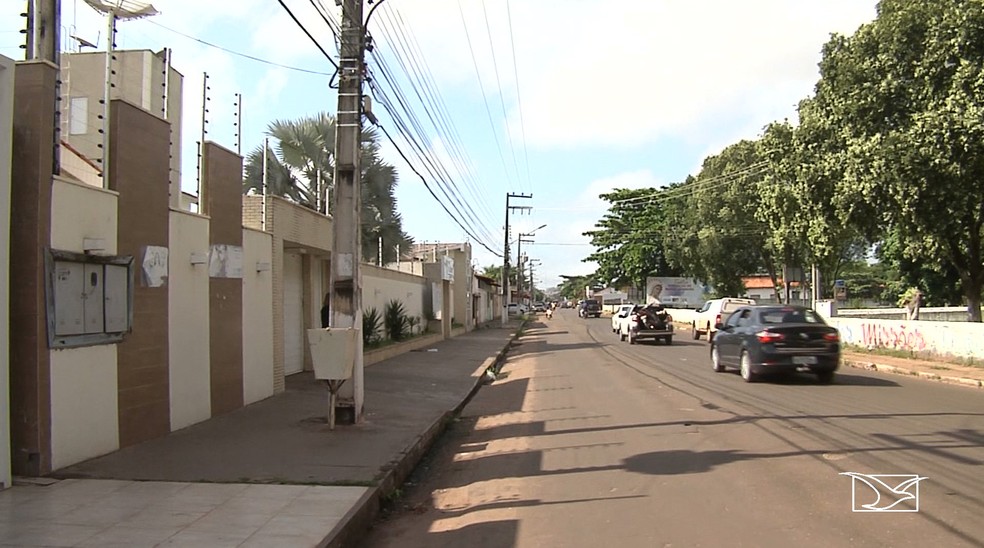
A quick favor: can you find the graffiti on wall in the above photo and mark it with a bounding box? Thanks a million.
[840,323,928,352]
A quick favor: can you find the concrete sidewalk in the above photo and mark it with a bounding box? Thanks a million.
[0,322,524,548]
[842,349,984,389]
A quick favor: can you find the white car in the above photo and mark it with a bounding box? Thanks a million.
[611,304,635,333]
[507,303,529,315]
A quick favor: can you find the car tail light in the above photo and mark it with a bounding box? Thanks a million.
[823,332,840,342]
[715,313,721,326]
[756,330,785,343]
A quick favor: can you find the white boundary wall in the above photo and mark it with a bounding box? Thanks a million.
[667,307,984,361]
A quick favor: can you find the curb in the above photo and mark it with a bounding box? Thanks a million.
[320,325,523,548]
[843,359,984,389]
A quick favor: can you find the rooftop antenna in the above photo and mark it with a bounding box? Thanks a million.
[82,0,158,188]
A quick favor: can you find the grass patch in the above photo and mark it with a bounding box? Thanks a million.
[845,344,981,368]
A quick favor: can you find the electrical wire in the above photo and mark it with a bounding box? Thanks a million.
[374,120,503,258]
[456,0,517,192]
[379,7,499,225]
[146,20,334,75]
[480,0,522,191]
[505,0,532,192]
[275,0,340,70]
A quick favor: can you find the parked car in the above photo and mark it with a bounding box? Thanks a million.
[692,297,756,340]
[710,305,840,383]
[532,302,547,312]
[507,303,529,315]
[579,300,602,318]
[611,304,635,333]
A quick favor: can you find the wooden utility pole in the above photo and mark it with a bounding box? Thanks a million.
[329,0,365,421]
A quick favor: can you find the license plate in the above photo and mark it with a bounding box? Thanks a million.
[792,356,817,365]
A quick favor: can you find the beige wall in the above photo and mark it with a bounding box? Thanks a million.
[0,54,13,488]
[50,177,118,254]
[49,346,119,471]
[168,210,212,430]
[363,264,428,336]
[60,50,183,195]
[242,228,274,404]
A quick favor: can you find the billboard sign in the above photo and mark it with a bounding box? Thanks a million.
[645,277,708,307]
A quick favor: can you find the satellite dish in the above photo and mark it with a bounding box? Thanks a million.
[70,35,98,49]
[83,0,158,19]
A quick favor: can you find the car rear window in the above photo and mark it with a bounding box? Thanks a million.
[721,301,748,313]
[759,308,826,325]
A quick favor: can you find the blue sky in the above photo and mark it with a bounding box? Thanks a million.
[1,0,879,289]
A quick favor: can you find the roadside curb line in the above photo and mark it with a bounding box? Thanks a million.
[320,326,524,548]
[843,359,983,389]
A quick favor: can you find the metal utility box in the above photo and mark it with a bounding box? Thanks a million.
[306,328,358,380]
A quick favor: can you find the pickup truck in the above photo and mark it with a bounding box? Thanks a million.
[691,297,756,340]
[622,304,674,345]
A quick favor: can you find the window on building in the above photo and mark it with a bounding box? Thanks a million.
[46,249,133,348]
[69,96,88,135]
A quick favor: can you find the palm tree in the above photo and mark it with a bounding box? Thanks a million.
[243,113,412,263]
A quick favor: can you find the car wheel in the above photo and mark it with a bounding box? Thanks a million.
[628,331,636,345]
[739,351,757,382]
[707,325,715,342]
[711,345,725,372]
[665,336,672,345]
[816,371,835,384]
[620,330,627,342]
[691,323,700,340]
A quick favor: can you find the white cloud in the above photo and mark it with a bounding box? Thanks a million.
[378,0,877,150]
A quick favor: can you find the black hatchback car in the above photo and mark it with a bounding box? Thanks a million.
[709,305,840,383]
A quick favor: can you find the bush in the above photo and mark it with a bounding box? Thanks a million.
[363,307,382,347]
[384,299,409,341]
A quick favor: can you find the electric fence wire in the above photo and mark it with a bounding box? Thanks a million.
[373,5,500,227]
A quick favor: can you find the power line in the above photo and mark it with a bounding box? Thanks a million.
[380,6,499,225]
[505,0,531,192]
[374,120,503,258]
[146,20,334,75]
[480,0,522,191]
[275,0,340,70]
[457,0,517,192]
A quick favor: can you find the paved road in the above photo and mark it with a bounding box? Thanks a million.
[363,309,984,547]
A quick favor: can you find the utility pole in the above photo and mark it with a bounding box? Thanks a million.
[25,0,61,176]
[502,193,532,325]
[328,0,365,421]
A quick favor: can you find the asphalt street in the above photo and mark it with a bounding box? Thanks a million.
[363,309,984,547]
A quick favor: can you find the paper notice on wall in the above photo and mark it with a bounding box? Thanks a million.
[209,244,243,278]
[142,245,169,287]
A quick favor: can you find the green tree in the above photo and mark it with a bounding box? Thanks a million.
[557,274,599,300]
[677,141,775,298]
[810,0,984,320]
[243,113,413,264]
[583,187,682,289]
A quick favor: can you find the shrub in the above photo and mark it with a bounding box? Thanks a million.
[384,299,409,341]
[363,307,382,347]
[406,315,421,336]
